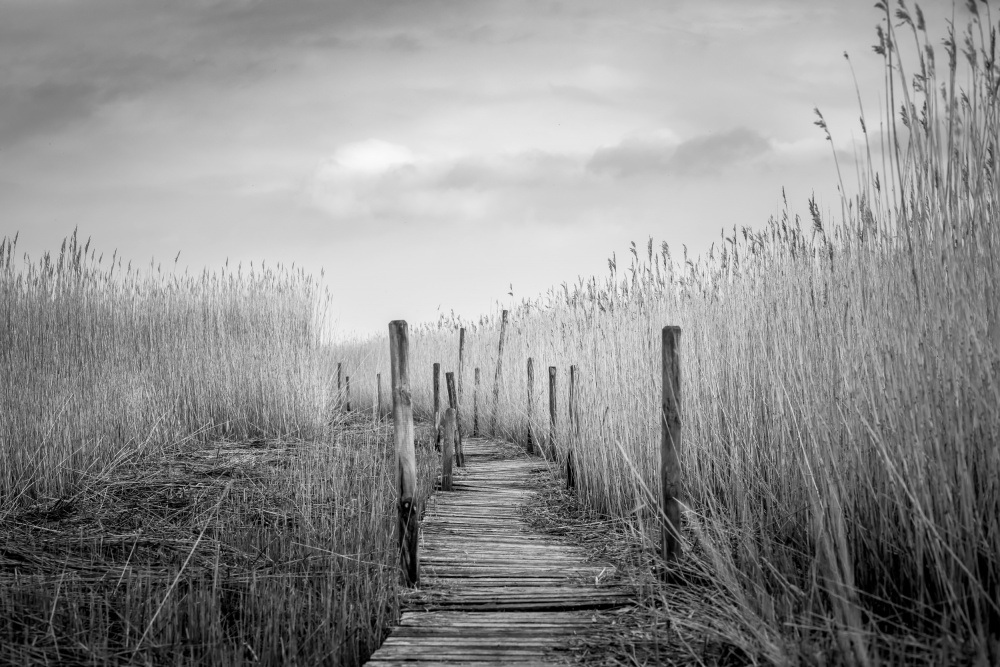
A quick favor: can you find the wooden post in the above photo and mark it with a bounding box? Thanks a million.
[390,320,419,587]
[567,365,578,490]
[661,326,682,564]
[489,310,509,435]
[376,373,383,420]
[473,368,481,436]
[526,357,535,454]
[548,366,557,460]
[441,408,456,491]
[446,372,463,467]
[456,328,466,461]
[345,376,352,412]
[336,362,342,409]
[433,362,442,450]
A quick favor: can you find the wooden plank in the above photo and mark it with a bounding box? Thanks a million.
[364,434,634,666]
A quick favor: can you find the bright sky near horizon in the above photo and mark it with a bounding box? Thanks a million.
[0,0,967,337]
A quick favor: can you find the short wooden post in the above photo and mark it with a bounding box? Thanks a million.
[489,310,509,435]
[548,366,557,460]
[456,328,466,461]
[433,362,442,450]
[473,368,481,436]
[445,372,464,467]
[526,357,535,454]
[661,326,682,565]
[441,408,456,491]
[390,320,419,587]
[567,365,578,490]
[376,373,383,420]
[345,375,352,412]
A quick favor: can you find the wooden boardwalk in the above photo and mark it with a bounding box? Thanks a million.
[366,436,634,666]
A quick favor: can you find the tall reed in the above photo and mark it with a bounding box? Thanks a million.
[336,3,1000,662]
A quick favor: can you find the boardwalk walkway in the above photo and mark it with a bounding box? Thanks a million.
[365,436,634,666]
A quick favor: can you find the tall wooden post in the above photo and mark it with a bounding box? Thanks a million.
[526,357,535,454]
[567,365,578,490]
[433,362,442,450]
[489,310,509,435]
[390,321,419,587]
[345,376,352,412]
[548,366,557,460]
[441,408,456,492]
[661,326,682,564]
[376,373,383,420]
[473,368,481,436]
[456,328,466,460]
[446,372,463,467]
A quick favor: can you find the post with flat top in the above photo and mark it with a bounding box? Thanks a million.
[446,372,464,467]
[336,362,343,409]
[526,358,535,454]
[345,375,352,412]
[473,368,481,436]
[441,408,456,491]
[390,320,419,587]
[548,366,557,460]
[567,365,578,490]
[456,328,466,461]
[661,326,682,565]
[433,362,442,450]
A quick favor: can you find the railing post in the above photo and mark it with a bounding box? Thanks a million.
[489,310,509,435]
[473,368,481,436]
[376,372,383,421]
[441,408,456,491]
[456,328,466,460]
[548,366,557,460]
[390,320,419,587]
[446,372,464,467]
[336,362,343,409]
[433,362,442,450]
[567,365,578,490]
[661,326,682,565]
[526,357,535,454]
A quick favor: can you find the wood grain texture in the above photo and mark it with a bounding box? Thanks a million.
[364,436,633,665]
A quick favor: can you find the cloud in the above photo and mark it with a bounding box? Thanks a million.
[587,127,771,178]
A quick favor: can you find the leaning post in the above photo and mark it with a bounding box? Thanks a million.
[548,366,557,460]
[345,375,352,412]
[661,326,682,565]
[389,320,419,587]
[441,408,457,491]
[446,372,464,467]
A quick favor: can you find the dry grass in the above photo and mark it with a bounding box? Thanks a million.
[335,4,1000,664]
[0,235,444,664]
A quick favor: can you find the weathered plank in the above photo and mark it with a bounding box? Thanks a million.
[364,436,634,665]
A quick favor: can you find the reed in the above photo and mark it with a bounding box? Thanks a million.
[336,3,1000,662]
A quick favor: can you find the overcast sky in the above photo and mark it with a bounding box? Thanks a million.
[0,0,964,336]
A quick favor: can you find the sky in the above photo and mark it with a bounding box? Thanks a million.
[0,0,967,337]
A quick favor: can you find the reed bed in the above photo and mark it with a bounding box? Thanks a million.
[0,236,440,664]
[336,4,1000,663]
